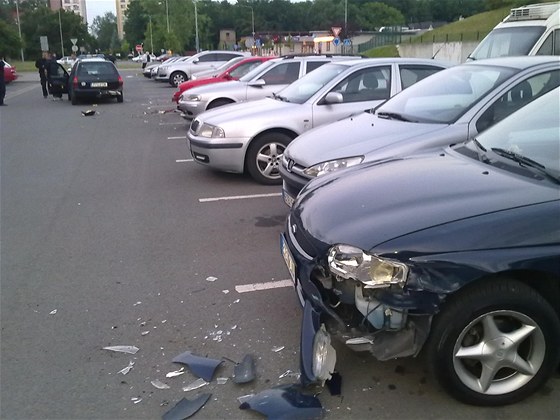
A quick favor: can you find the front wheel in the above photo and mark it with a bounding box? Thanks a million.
[425,278,560,406]
[170,71,187,87]
[246,133,292,185]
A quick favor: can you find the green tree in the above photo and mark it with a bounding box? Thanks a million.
[91,12,120,52]
[0,18,23,58]
[356,2,405,31]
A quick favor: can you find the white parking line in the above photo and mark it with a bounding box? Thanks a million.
[199,193,282,203]
[176,159,193,163]
[235,279,293,293]
[168,136,187,139]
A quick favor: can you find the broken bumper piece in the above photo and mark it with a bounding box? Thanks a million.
[172,351,222,382]
[239,384,323,419]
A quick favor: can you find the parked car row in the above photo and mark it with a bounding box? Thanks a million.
[137,52,560,406]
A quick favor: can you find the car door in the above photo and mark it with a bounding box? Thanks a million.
[246,61,301,101]
[48,63,69,96]
[311,65,392,128]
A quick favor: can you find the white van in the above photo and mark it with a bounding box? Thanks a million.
[469,2,559,60]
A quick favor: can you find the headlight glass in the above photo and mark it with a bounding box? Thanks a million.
[186,94,201,102]
[328,244,408,288]
[199,123,225,138]
[304,156,364,177]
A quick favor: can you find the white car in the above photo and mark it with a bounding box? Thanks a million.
[186,57,450,184]
[156,50,249,86]
[57,56,76,68]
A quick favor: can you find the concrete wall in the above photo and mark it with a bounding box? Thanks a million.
[397,41,479,64]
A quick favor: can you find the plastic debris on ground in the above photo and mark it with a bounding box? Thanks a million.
[141,331,150,336]
[172,351,222,382]
[239,384,324,419]
[49,309,57,315]
[162,394,211,420]
[81,109,96,116]
[217,377,228,385]
[326,372,342,396]
[131,397,142,404]
[118,361,135,375]
[206,276,217,282]
[237,394,255,404]
[272,346,285,352]
[182,378,209,392]
[166,367,185,378]
[103,345,139,354]
[232,354,256,384]
[279,369,301,380]
[151,379,171,390]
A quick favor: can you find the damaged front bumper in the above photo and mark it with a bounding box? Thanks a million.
[281,222,439,386]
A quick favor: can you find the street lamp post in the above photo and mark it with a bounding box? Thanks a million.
[59,0,65,57]
[193,0,199,53]
[165,0,169,33]
[149,16,154,53]
[240,5,255,39]
[15,0,24,61]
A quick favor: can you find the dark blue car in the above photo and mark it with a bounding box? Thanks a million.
[281,88,560,406]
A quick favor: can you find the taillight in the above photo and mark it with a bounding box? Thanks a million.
[73,76,78,88]
[118,75,123,86]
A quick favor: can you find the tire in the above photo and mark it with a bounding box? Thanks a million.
[117,93,124,103]
[425,278,560,406]
[246,133,292,185]
[71,93,78,105]
[170,71,187,87]
[207,98,234,110]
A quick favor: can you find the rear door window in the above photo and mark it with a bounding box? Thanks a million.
[399,65,445,89]
[259,62,300,84]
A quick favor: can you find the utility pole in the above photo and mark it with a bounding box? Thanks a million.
[15,0,24,61]
[59,0,65,56]
[193,0,199,52]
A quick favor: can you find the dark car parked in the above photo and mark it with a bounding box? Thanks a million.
[281,88,560,406]
[48,58,123,104]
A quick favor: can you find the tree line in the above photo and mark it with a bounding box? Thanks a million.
[0,0,532,60]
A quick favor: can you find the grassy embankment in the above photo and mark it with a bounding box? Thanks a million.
[364,6,510,58]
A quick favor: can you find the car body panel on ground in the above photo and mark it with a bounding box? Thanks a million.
[281,56,560,205]
[282,87,560,406]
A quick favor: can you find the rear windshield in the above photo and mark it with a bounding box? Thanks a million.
[78,62,118,76]
[469,26,546,60]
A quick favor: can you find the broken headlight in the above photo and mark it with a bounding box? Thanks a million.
[303,156,364,177]
[198,123,225,138]
[327,244,408,288]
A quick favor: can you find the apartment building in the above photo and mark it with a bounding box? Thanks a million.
[116,0,131,40]
[49,0,88,24]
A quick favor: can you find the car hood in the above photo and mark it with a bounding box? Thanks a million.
[188,80,245,96]
[284,112,448,166]
[293,148,558,252]
[197,97,294,126]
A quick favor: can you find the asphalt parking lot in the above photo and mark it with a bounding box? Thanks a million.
[1,69,558,419]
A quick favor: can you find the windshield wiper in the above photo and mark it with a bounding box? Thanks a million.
[491,147,559,183]
[272,92,289,102]
[376,111,412,122]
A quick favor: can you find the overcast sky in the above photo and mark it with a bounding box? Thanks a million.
[86,0,116,26]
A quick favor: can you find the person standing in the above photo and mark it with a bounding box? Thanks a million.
[0,53,6,106]
[35,52,49,98]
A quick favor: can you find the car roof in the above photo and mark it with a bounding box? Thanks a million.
[463,55,560,70]
[333,57,453,68]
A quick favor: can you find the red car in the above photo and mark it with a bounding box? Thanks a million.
[171,56,275,103]
[3,61,18,83]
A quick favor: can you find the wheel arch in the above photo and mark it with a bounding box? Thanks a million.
[243,128,299,173]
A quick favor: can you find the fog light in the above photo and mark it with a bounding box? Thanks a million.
[312,324,336,383]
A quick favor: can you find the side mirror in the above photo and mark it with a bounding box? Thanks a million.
[248,79,266,87]
[193,58,199,64]
[323,92,344,104]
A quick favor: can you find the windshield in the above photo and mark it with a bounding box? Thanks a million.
[377,65,517,124]
[469,26,546,60]
[216,57,244,72]
[476,87,559,179]
[276,63,349,104]
[239,60,278,82]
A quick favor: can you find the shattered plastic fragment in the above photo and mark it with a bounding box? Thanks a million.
[133,301,142,306]
[217,377,228,385]
[166,367,185,378]
[118,361,135,375]
[162,394,211,420]
[232,355,256,384]
[239,384,323,419]
[172,351,222,381]
[49,309,57,315]
[206,276,217,282]
[222,290,229,294]
[233,299,240,304]
[272,346,285,353]
[103,345,139,354]
[237,394,255,404]
[131,397,142,404]
[279,370,301,380]
[141,331,150,336]
[151,379,171,389]
[182,378,209,392]
[81,109,96,116]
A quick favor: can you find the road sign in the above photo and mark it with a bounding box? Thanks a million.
[343,38,351,46]
[71,38,78,45]
[331,26,342,37]
[245,37,254,48]
[332,37,340,46]
[135,44,143,52]
[71,45,78,52]
[40,36,49,52]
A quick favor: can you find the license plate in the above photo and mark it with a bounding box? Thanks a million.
[282,189,295,208]
[280,234,296,283]
[91,82,108,87]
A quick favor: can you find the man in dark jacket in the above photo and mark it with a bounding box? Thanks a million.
[0,53,6,106]
[35,52,50,98]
